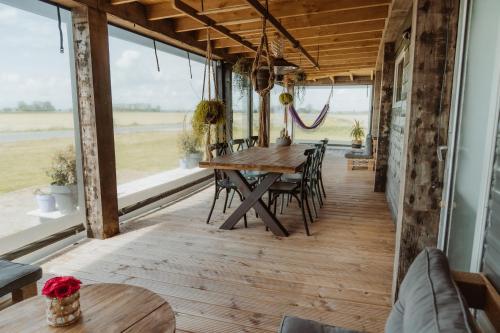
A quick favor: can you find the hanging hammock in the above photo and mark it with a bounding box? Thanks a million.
[288,85,334,130]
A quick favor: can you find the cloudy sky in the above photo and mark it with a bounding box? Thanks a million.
[0,1,371,112]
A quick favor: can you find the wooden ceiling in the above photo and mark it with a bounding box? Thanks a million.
[110,0,391,81]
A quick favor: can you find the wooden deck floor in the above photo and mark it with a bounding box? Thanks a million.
[39,150,395,333]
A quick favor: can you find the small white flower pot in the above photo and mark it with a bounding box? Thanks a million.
[50,185,76,213]
[36,194,56,213]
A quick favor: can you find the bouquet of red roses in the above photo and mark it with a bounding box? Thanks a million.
[42,276,82,300]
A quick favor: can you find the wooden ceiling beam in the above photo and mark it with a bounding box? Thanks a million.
[243,0,318,69]
[172,0,257,53]
[175,5,388,33]
[146,0,248,20]
[198,19,386,41]
[111,0,137,4]
[282,40,380,54]
[212,31,383,48]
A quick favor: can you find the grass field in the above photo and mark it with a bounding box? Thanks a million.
[0,110,367,194]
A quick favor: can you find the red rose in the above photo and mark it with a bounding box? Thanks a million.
[42,276,81,299]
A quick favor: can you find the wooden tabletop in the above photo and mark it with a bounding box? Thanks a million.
[0,283,175,333]
[199,145,307,174]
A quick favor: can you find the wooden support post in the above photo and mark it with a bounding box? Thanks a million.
[371,70,382,137]
[72,6,119,239]
[392,0,459,296]
[374,43,395,192]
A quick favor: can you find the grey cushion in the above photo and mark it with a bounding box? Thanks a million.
[385,248,475,333]
[279,316,361,333]
[0,260,42,297]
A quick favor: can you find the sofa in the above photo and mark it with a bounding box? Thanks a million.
[279,248,499,333]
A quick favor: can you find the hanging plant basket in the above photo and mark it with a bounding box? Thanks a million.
[192,99,225,138]
[279,92,293,105]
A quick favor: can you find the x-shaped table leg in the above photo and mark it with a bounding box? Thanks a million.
[220,170,289,237]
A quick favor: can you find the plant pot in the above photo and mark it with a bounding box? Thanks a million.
[186,152,203,169]
[351,140,362,149]
[276,137,292,147]
[45,292,81,327]
[179,159,188,169]
[36,194,56,213]
[50,185,76,213]
[256,68,271,92]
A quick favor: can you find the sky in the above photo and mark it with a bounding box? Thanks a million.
[0,1,371,113]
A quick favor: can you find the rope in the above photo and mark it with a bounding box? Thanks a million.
[187,52,193,79]
[56,6,64,54]
[153,40,160,72]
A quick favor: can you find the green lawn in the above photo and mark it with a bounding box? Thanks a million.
[0,110,368,194]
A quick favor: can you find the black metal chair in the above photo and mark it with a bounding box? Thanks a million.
[318,139,328,198]
[206,143,253,227]
[246,136,259,147]
[267,149,315,236]
[229,138,246,152]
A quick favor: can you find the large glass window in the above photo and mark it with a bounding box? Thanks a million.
[252,90,260,138]
[294,85,372,144]
[269,85,291,143]
[231,73,249,139]
[109,27,213,189]
[0,1,85,254]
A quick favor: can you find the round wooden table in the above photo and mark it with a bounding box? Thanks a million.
[0,283,175,332]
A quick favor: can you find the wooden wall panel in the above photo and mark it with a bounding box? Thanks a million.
[393,0,460,294]
[72,6,119,239]
[374,42,395,192]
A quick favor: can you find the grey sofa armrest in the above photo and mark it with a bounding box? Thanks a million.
[279,316,362,333]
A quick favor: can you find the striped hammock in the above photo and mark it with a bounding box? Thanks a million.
[287,85,333,130]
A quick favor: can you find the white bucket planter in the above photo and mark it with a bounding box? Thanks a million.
[50,184,76,213]
[35,194,56,213]
[180,152,202,169]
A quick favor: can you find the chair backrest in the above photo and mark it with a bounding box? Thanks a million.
[246,136,259,147]
[229,139,246,152]
[208,143,229,181]
[301,149,316,187]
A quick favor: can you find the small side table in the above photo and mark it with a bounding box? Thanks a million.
[0,283,175,332]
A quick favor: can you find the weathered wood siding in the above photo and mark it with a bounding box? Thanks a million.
[386,41,411,220]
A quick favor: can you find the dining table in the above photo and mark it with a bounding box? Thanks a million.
[199,145,307,237]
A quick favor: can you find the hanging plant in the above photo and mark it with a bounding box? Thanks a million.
[279,92,293,106]
[294,70,307,103]
[232,58,251,98]
[192,100,225,139]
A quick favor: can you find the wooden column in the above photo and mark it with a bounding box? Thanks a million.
[374,43,395,192]
[257,92,270,147]
[371,70,382,137]
[393,0,459,295]
[72,6,119,239]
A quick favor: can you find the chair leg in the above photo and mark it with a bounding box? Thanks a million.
[228,189,236,208]
[280,194,285,214]
[309,187,319,218]
[223,188,230,213]
[316,182,323,207]
[319,174,326,198]
[236,190,248,228]
[299,195,311,236]
[273,194,278,215]
[304,192,314,224]
[12,283,37,303]
[206,186,221,224]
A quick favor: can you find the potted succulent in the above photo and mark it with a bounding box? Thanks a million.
[34,188,56,213]
[47,146,77,213]
[279,92,293,106]
[350,120,365,149]
[177,130,202,169]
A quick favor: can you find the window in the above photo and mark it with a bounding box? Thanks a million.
[294,85,372,144]
[394,50,406,104]
[232,72,249,139]
[252,90,260,138]
[108,26,214,211]
[0,1,85,255]
[269,85,291,142]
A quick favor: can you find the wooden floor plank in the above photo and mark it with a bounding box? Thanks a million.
[38,150,395,332]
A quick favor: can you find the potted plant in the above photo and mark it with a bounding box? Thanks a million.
[47,146,77,213]
[177,130,202,169]
[350,120,365,149]
[279,92,293,106]
[294,70,307,103]
[276,128,292,146]
[34,188,56,213]
[232,57,251,98]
